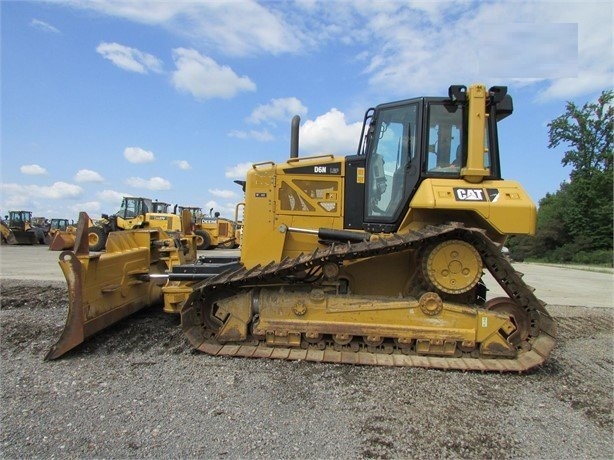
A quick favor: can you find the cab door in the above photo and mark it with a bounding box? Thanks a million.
[364,101,421,232]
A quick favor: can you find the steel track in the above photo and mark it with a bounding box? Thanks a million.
[181,223,556,372]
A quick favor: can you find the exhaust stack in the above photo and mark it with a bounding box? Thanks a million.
[290,115,300,158]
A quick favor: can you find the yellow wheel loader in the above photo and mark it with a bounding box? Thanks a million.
[47,84,555,372]
[198,210,241,250]
[48,218,77,251]
[88,197,183,251]
[176,206,242,250]
[1,211,45,245]
[175,206,208,249]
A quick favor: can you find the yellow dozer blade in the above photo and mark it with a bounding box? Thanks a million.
[45,212,197,360]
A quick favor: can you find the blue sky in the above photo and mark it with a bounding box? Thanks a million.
[1,0,612,221]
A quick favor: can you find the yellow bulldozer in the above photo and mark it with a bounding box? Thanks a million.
[87,197,183,251]
[46,83,555,372]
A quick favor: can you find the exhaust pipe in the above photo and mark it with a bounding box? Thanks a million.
[290,115,300,158]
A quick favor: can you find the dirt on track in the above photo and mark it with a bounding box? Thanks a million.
[1,278,612,459]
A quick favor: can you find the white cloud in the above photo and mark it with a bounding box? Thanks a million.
[173,160,192,170]
[45,1,614,105]
[300,109,363,156]
[70,201,101,217]
[208,189,237,199]
[203,200,220,213]
[20,164,47,175]
[124,147,155,163]
[30,19,60,34]
[247,97,308,125]
[41,182,83,199]
[74,169,104,183]
[536,75,614,102]
[0,182,84,217]
[97,189,127,204]
[479,23,578,79]
[228,130,274,142]
[171,48,256,100]
[225,162,253,179]
[60,1,302,56]
[96,42,163,74]
[356,2,611,101]
[203,200,236,218]
[1,181,82,201]
[126,176,171,191]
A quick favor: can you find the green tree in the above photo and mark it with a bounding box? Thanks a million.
[539,89,614,264]
[548,90,613,179]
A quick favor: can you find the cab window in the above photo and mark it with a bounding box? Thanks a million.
[426,104,463,174]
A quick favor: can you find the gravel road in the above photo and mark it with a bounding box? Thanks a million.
[1,246,612,459]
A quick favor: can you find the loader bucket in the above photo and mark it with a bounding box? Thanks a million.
[12,230,37,245]
[49,231,76,251]
[45,212,172,360]
[4,232,18,245]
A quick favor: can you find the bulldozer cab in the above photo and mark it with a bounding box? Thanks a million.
[357,84,512,233]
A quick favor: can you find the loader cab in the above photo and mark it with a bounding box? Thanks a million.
[50,218,70,231]
[176,206,204,224]
[115,197,152,219]
[357,84,510,233]
[8,211,32,230]
[152,201,171,213]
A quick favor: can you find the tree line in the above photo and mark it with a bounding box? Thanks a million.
[508,89,613,266]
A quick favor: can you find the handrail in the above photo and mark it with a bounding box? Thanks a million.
[252,161,275,169]
[286,154,335,164]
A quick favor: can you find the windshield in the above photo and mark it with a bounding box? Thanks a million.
[116,198,140,218]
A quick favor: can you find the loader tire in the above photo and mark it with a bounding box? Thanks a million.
[219,237,237,249]
[33,228,46,244]
[88,226,107,252]
[195,230,211,250]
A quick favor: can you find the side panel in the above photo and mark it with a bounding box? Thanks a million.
[407,178,537,235]
[240,156,348,269]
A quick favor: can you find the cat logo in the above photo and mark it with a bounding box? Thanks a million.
[454,188,486,201]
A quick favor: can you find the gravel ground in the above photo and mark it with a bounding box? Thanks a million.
[1,279,613,460]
